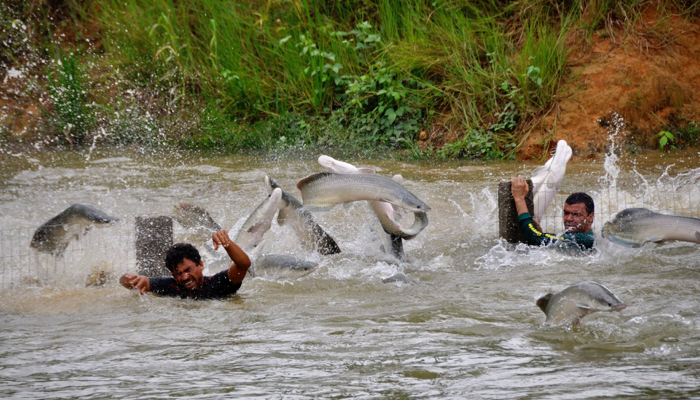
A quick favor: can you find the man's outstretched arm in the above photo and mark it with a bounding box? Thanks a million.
[119,273,151,295]
[212,230,251,284]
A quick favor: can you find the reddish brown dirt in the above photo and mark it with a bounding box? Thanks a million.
[521,8,700,160]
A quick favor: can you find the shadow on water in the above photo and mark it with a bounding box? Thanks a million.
[1,145,700,398]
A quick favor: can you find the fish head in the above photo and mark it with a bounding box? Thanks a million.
[401,196,431,212]
[560,282,626,314]
[601,208,656,247]
[575,281,626,312]
[541,282,625,325]
[71,203,119,225]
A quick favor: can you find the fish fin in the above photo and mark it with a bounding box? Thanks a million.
[545,174,558,189]
[301,205,334,212]
[696,231,700,241]
[575,302,591,310]
[605,235,644,248]
[357,168,376,174]
[647,236,664,243]
[343,202,354,209]
[536,294,551,314]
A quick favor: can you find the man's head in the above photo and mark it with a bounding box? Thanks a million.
[563,192,594,233]
[165,243,204,292]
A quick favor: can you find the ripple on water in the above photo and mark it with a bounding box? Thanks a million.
[1,150,700,398]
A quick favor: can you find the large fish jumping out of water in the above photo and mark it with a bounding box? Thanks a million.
[531,140,572,221]
[234,188,283,252]
[30,203,119,256]
[265,176,341,255]
[318,155,429,240]
[297,172,431,213]
[536,281,626,326]
[173,202,223,232]
[602,207,700,247]
[317,155,430,260]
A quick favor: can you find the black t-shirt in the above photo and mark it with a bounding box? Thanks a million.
[149,269,242,300]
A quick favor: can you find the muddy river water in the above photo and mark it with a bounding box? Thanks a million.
[0,147,699,399]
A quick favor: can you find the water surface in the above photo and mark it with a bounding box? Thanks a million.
[1,148,699,399]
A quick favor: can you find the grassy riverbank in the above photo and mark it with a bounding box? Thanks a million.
[1,0,699,159]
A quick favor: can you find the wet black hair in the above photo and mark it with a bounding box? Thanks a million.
[164,243,202,272]
[565,192,594,215]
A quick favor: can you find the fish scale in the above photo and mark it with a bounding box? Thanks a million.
[296,172,430,212]
[602,207,700,247]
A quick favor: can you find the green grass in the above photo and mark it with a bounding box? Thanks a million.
[3,0,698,157]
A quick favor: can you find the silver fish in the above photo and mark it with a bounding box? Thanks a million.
[370,200,429,240]
[531,140,572,221]
[317,156,429,241]
[296,172,431,213]
[536,281,626,325]
[602,207,700,247]
[173,202,222,232]
[265,176,341,255]
[249,254,319,279]
[235,188,283,251]
[255,254,319,271]
[30,203,119,256]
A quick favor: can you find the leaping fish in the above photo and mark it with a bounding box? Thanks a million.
[602,208,700,247]
[265,176,341,255]
[173,202,222,233]
[30,203,119,256]
[317,155,428,254]
[531,140,572,221]
[297,172,430,213]
[536,281,626,326]
[234,188,283,252]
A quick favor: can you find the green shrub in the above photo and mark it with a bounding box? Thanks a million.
[44,52,94,145]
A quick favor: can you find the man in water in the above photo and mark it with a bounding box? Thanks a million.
[510,177,595,250]
[119,230,251,299]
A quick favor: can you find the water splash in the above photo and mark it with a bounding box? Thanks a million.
[599,112,626,188]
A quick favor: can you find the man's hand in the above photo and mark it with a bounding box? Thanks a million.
[212,230,233,250]
[119,273,151,295]
[510,176,531,218]
[212,230,251,284]
[510,177,529,200]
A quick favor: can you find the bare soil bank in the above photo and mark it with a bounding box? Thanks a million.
[520,8,700,160]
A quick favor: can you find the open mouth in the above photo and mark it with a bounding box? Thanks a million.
[181,278,197,290]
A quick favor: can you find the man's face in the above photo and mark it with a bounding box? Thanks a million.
[563,202,593,233]
[172,258,204,292]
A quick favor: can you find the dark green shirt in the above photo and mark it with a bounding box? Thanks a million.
[517,212,595,251]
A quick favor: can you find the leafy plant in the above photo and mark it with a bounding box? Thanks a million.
[45,52,94,145]
[657,130,675,151]
[439,128,505,160]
